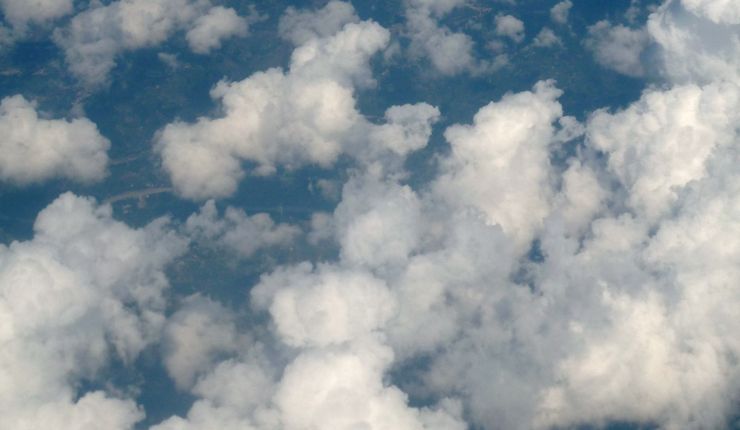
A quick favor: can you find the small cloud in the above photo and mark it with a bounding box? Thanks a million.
[550,0,573,25]
[0,95,110,185]
[533,27,562,48]
[584,20,648,77]
[495,14,525,43]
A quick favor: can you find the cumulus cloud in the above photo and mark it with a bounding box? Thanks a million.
[278,0,359,45]
[495,14,525,43]
[433,80,566,250]
[156,14,740,423]
[162,295,243,389]
[648,0,740,84]
[550,0,573,24]
[0,0,72,31]
[587,82,740,221]
[0,95,110,185]
[186,6,248,54]
[0,193,186,429]
[53,0,250,86]
[404,0,493,75]
[585,20,649,77]
[185,200,301,258]
[157,2,439,200]
[532,27,561,48]
[7,1,740,430]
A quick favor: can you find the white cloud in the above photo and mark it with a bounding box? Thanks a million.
[681,0,740,23]
[550,0,573,25]
[585,20,649,77]
[0,0,72,30]
[278,0,359,46]
[6,2,740,430]
[254,263,396,348]
[157,2,440,200]
[648,0,740,84]
[156,20,386,199]
[587,82,740,221]
[433,80,564,251]
[495,14,525,43]
[54,0,250,86]
[532,27,561,47]
[186,6,248,54]
[184,200,301,258]
[0,95,110,185]
[404,0,491,75]
[0,193,186,430]
[162,295,242,389]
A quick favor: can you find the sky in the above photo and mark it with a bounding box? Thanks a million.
[1,0,740,429]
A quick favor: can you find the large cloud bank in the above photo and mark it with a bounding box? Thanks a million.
[3,1,740,429]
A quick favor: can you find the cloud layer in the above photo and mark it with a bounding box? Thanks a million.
[3,1,740,429]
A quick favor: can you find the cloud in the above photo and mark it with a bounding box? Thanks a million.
[550,0,573,25]
[0,95,110,185]
[53,0,250,86]
[6,1,740,430]
[495,14,525,43]
[157,2,439,200]
[532,27,561,48]
[648,0,740,84]
[162,295,242,390]
[584,0,740,83]
[278,0,359,46]
[587,82,740,221]
[0,0,72,30]
[186,6,248,54]
[0,193,186,429]
[433,80,566,251]
[404,0,492,75]
[584,20,649,77]
[681,0,740,23]
[185,200,301,258]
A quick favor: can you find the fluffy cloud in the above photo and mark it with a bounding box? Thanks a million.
[681,0,740,23]
[278,0,359,45]
[53,0,249,86]
[433,80,566,250]
[404,0,493,75]
[185,200,300,258]
[587,82,740,221]
[7,1,740,430]
[0,0,72,30]
[550,0,573,24]
[495,14,525,43]
[532,27,561,48]
[186,6,248,54]
[0,193,186,429]
[585,20,648,77]
[157,2,439,200]
[0,95,110,185]
[648,0,740,84]
[162,295,243,389]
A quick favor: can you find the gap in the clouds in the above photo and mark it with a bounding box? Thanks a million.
[0,39,79,119]
[387,353,439,409]
[72,347,196,430]
[0,184,56,243]
[0,179,94,243]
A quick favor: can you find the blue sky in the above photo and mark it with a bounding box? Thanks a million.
[1,0,740,429]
